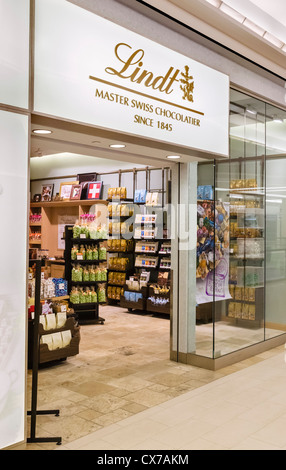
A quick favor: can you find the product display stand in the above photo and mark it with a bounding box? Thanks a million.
[27,260,62,446]
[65,226,106,324]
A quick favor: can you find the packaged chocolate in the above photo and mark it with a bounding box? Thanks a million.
[235,287,241,300]
[248,288,255,302]
[249,304,256,320]
[235,302,242,318]
[241,303,249,320]
[228,302,235,318]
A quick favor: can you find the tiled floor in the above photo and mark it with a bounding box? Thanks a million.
[60,345,286,451]
[15,305,286,450]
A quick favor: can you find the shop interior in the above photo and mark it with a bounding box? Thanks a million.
[27,114,215,443]
[26,88,286,443]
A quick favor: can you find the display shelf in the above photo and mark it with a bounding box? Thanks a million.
[71,280,107,285]
[120,296,146,311]
[107,198,134,203]
[31,199,108,208]
[227,286,264,326]
[71,259,103,264]
[70,301,106,308]
[146,299,170,315]
[28,312,80,366]
[65,225,106,324]
[108,282,126,287]
[71,238,107,243]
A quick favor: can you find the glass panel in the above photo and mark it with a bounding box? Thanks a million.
[265,103,286,338]
[195,162,215,358]
[213,90,265,357]
[0,111,28,449]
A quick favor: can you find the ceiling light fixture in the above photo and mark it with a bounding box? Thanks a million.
[32,129,52,135]
[273,115,283,123]
[109,144,126,149]
[219,3,245,23]
[167,155,181,160]
[263,32,284,49]
[205,0,221,7]
[246,105,257,115]
[243,18,265,37]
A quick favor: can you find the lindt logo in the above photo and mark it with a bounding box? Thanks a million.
[105,43,195,103]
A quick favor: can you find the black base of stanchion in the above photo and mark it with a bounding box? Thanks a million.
[27,409,60,417]
[27,437,62,445]
[27,409,62,445]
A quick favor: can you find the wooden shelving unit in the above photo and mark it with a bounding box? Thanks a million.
[30,199,108,259]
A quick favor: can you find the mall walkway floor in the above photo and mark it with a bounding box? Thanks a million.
[60,344,286,450]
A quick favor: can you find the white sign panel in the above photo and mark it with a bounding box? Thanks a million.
[34,0,229,156]
[0,0,30,109]
[0,111,28,449]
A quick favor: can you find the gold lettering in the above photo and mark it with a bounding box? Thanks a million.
[105,43,180,95]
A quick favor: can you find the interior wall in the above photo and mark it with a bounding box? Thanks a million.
[30,153,149,200]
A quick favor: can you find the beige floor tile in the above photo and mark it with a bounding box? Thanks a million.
[180,438,228,450]
[76,409,104,422]
[106,376,154,392]
[231,437,281,450]
[99,366,137,378]
[102,419,168,448]
[203,418,265,449]
[39,415,102,445]
[70,439,122,450]
[124,388,171,407]
[121,402,148,414]
[80,394,129,413]
[148,372,192,387]
[93,408,133,426]
[251,417,286,448]
[62,380,116,397]
[155,419,217,448]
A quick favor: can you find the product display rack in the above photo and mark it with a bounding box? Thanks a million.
[65,226,107,324]
[107,198,135,303]
[228,181,265,327]
[121,237,171,314]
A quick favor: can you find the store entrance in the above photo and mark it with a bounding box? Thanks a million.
[27,116,182,438]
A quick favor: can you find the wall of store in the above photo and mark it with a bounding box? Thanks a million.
[30,155,165,202]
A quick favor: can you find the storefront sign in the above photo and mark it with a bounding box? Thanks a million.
[34,0,229,157]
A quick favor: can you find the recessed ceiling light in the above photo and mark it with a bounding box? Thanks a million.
[273,115,284,123]
[263,32,284,49]
[219,3,245,24]
[167,155,181,159]
[205,0,221,7]
[243,18,265,37]
[32,129,52,135]
[246,105,257,115]
[109,144,126,149]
